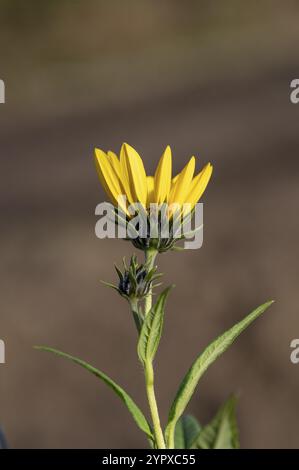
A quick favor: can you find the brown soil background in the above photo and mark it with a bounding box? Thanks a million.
[0,1,299,448]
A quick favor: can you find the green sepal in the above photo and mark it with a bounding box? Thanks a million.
[100,280,119,291]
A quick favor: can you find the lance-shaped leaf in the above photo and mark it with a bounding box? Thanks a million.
[174,414,201,449]
[165,300,274,447]
[191,395,239,449]
[137,286,172,364]
[35,346,153,440]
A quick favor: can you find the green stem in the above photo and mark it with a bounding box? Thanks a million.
[143,248,165,448]
[145,360,166,449]
[144,248,157,316]
[166,424,175,449]
[129,291,165,448]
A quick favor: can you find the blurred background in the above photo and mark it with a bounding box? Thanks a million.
[0,0,299,449]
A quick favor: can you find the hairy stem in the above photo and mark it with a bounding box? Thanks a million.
[145,360,166,449]
[144,248,158,316]
[166,424,175,449]
[143,248,165,448]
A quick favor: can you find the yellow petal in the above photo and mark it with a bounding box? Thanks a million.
[94,148,126,212]
[182,163,213,217]
[107,150,121,178]
[185,163,213,209]
[120,143,147,206]
[154,146,172,204]
[147,176,155,206]
[168,156,195,207]
[119,144,133,203]
[171,173,179,186]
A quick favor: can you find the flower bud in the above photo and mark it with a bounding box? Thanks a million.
[115,255,160,300]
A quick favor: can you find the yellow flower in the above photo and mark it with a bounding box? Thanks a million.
[94,143,213,216]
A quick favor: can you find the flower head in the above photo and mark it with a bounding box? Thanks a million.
[94,143,213,251]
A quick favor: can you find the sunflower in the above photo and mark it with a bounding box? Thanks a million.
[94,143,212,251]
[94,143,212,211]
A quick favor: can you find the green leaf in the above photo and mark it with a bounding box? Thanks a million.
[35,346,153,440]
[137,286,172,364]
[174,414,201,449]
[165,300,274,447]
[192,395,239,449]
